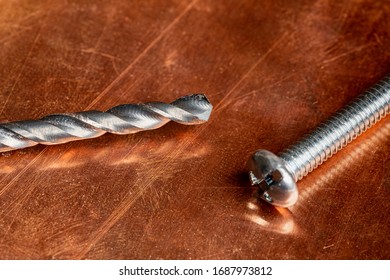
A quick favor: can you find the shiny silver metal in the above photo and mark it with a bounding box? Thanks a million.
[248,76,390,207]
[0,94,212,152]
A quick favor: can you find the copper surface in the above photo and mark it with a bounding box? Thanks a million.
[0,0,389,259]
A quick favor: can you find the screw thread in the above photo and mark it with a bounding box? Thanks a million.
[279,76,390,181]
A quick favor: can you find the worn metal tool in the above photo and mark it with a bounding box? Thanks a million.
[0,94,212,152]
[248,76,390,207]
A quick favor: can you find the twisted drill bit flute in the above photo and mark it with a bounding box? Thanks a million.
[0,94,212,152]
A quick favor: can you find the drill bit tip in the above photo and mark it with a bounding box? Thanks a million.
[170,93,213,124]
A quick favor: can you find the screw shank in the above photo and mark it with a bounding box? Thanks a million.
[279,76,390,181]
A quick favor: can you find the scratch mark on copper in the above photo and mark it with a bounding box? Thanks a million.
[49,239,86,259]
[0,29,42,116]
[322,42,374,65]
[0,150,46,197]
[75,181,146,259]
[323,243,335,249]
[334,1,354,35]
[7,8,45,26]
[374,33,383,46]
[199,248,234,260]
[213,32,290,114]
[0,244,39,259]
[80,48,122,61]
[45,222,84,241]
[111,59,120,75]
[84,0,200,110]
[72,138,143,219]
[0,29,32,45]
[74,18,111,96]
[0,146,73,219]
[0,7,46,44]
[173,32,293,144]
[80,46,124,74]
[333,214,354,250]
[228,72,297,107]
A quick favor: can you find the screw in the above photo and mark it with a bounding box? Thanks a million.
[247,76,390,207]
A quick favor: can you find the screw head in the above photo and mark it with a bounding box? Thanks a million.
[247,150,298,207]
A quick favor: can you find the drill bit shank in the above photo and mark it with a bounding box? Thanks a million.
[0,94,212,152]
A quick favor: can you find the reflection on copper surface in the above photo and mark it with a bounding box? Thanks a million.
[291,119,390,209]
[245,195,297,235]
[246,201,259,211]
[0,165,15,173]
[246,214,270,227]
[0,131,211,172]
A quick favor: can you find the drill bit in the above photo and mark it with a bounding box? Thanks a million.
[0,94,212,152]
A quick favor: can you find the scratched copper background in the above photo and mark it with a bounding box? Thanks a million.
[0,0,389,259]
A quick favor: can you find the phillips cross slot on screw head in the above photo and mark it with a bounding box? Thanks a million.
[247,76,390,208]
[0,94,212,152]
